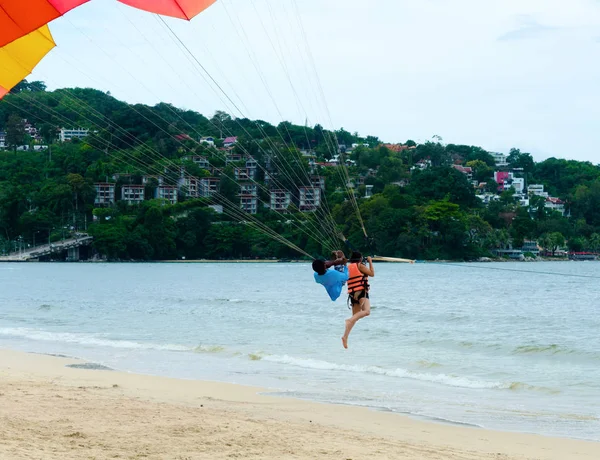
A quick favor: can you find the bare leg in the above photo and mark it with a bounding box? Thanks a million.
[342,304,361,348]
[342,297,371,348]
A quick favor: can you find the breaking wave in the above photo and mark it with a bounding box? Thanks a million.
[262,355,502,389]
[0,327,222,355]
[512,344,600,360]
[257,354,546,391]
[416,360,442,369]
[193,345,225,353]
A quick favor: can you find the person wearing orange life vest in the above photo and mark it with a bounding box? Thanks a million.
[342,251,374,349]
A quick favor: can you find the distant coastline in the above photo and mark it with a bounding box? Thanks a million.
[2,257,595,264]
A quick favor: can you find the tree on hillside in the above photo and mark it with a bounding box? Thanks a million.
[466,159,493,182]
[9,80,47,94]
[446,144,494,167]
[211,111,232,138]
[539,232,565,256]
[569,181,600,227]
[408,167,478,208]
[335,128,354,147]
[5,115,26,151]
[39,123,58,145]
[589,233,600,252]
[507,148,535,174]
[416,141,449,167]
[567,237,587,252]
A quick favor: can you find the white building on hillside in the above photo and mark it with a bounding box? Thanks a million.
[528,184,549,198]
[60,128,89,142]
[545,197,566,215]
[511,177,525,194]
[491,152,508,168]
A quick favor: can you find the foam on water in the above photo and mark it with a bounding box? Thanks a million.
[259,354,552,391]
[0,327,191,352]
[193,344,226,353]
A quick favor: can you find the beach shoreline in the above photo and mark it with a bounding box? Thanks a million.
[1,348,598,459]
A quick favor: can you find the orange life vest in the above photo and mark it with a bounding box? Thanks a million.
[347,262,368,295]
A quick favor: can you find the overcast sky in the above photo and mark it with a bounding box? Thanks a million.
[28,0,600,163]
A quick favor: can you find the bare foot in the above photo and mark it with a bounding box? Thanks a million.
[342,319,352,349]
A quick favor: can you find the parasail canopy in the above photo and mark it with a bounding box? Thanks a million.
[0,25,56,99]
[0,0,218,100]
[0,0,89,48]
[116,0,217,20]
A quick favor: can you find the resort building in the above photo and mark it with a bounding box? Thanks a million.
[240,195,258,214]
[94,183,115,206]
[199,177,220,198]
[299,186,321,212]
[60,128,89,142]
[121,185,145,205]
[178,176,200,198]
[155,185,178,204]
[270,190,291,212]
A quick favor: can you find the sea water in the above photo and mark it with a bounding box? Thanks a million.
[1,262,599,441]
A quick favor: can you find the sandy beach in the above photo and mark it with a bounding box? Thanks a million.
[0,349,598,459]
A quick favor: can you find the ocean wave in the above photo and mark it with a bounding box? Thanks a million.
[193,344,225,353]
[416,339,598,361]
[416,360,442,369]
[514,344,564,354]
[0,327,191,352]
[512,344,600,360]
[507,382,561,394]
[260,354,514,390]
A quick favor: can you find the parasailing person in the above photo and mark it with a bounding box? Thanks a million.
[341,252,374,349]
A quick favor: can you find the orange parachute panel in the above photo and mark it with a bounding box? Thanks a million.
[0,25,56,100]
[0,0,89,47]
[117,0,217,20]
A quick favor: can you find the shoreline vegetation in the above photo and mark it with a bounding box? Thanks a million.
[1,348,599,459]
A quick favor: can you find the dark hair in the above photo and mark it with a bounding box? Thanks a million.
[331,250,345,260]
[349,251,362,263]
[312,259,326,275]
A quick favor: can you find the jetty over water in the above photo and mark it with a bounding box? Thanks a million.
[0,234,93,262]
